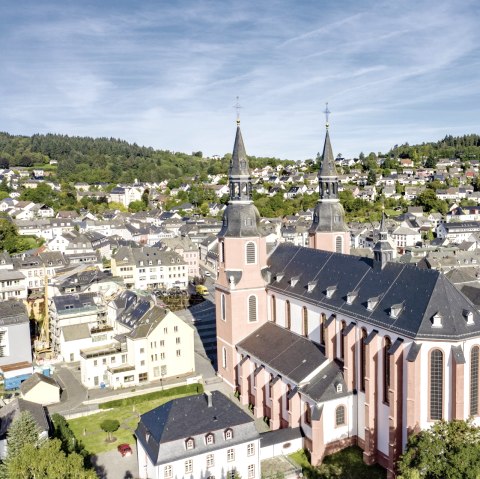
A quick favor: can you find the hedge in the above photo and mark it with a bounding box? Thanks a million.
[99,383,203,409]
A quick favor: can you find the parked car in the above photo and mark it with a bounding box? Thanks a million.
[117,444,132,457]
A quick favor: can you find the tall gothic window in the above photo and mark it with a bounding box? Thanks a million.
[304,402,311,425]
[245,242,256,264]
[335,405,346,426]
[430,349,444,420]
[340,321,346,360]
[248,295,257,322]
[285,301,291,330]
[221,293,226,321]
[471,346,479,416]
[220,241,225,263]
[286,384,291,411]
[384,336,391,404]
[360,328,367,392]
[320,313,326,345]
[271,296,276,323]
[302,307,308,337]
[336,236,343,253]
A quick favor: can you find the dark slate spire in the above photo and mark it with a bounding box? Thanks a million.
[219,120,262,238]
[373,211,395,269]
[309,118,348,235]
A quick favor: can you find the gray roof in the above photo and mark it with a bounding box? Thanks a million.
[229,125,250,177]
[237,322,328,384]
[319,129,338,177]
[266,243,480,340]
[52,292,98,313]
[135,391,258,464]
[0,398,50,438]
[0,300,29,326]
[260,427,303,448]
[62,323,91,341]
[309,201,349,233]
[20,372,60,395]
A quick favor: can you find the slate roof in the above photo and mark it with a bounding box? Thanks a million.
[20,372,60,395]
[266,243,480,340]
[52,292,98,313]
[237,322,327,384]
[319,129,338,177]
[135,391,258,464]
[0,300,29,326]
[0,398,50,438]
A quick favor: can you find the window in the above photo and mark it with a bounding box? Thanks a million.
[185,438,195,450]
[320,313,326,345]
[160,353,165,360]
[164,465,173,478]
[335,405,346,426]
[384,336,392,404]
[221,293,226,321]
[185,459,193,474]
[471,346,479,416]
[430,349,444,420]
[246,242,256,264]
[360,328,367,392]
[285,300,291,330]
[164,327,168,334]
[176,337,181,344]
[302,307,308,337]
[271,295,276,323]
[206,453,214,468]
[139,372,148,382]
[286,384,291,411]
[93,360,97,366]
[336,235,343,253]
[304,402,311,425]
[222,347,227,369]
[339,321,346,360]
[225,428,233,440]
[247,442,255,456]
[176,350,181,357]
[174,325,178,332]
[248,464,255,479]
[248,295,257,322]
[140,348,145,354]
[205,433,214,445]
[227,448,235,461]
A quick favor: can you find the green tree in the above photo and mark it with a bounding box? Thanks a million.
[100,419,120,442]
[128,200,147,212]
[5,411,39,458]
[6,438,96,479]
[398,419,480,479]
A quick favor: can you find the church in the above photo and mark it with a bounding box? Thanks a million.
[214,117,480,478]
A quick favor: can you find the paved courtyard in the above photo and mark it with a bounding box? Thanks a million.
[92,445,138,479]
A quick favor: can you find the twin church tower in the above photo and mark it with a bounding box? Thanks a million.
[215,116,349,387]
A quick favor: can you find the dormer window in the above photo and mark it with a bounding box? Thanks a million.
[276,273,284,282]
[464,310,474,325]
[290,276,299,287]
[346,291,357,305]
[432,313,443,328]
[185,438,195,450]
[326,286,336,299]
[205,433,215,445]
[307,281,317,292]
[390,303,403,319]
[336,383,343,393]
[224,428,233,440]
[367,297,379,311]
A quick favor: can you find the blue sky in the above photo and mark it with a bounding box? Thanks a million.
[1,0,479,160]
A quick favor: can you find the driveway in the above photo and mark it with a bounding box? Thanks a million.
[92,445,138,479]
[49,363,88,415]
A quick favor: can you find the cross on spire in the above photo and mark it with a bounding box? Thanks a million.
[234,96,242,125]
[323,102,331,129]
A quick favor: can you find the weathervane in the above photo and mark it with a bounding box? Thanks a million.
[234,96,242,125]
[323,102,331,129]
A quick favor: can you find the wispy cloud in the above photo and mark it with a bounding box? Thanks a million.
[0,0,479,159]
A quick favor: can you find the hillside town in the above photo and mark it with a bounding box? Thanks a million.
[0,120,480,479]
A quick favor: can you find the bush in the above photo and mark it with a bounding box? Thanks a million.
[98,383,203,409]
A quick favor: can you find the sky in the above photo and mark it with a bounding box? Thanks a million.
[1,0,480,161]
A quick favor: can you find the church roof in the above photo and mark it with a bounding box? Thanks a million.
[266,243,480,340]
[229,125,250,177]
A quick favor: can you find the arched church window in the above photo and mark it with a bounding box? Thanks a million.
[340,321,346,360]
[271,296,276,323]
[285,301,291,330]
[430,349,444,420]
[221,294,226,321]
[384,336,391,404]
[248,295,257,322]
[304,402,311,425]
[302,307,308,337]
[471,346,479,416]
[336,236,343,253]
[360,328,367,392]
[246,242,256,264]
[320,313,326,345]
[335,405,346,426]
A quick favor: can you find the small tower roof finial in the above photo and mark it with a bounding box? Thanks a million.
[234,96,242,126]
[323,102,331,129]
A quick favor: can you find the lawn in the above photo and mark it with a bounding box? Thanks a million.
[290,447,386,479]
[68,390,198,455]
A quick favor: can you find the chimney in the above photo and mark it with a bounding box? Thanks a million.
[205,391,213,408]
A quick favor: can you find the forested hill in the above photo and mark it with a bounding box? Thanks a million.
[388,134,480,162]
[0,132,290,184]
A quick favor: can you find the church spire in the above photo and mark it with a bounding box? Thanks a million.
[373,211,395,269]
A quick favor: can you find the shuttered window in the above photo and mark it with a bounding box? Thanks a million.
[248,295,257,322]
[246,242,256,264]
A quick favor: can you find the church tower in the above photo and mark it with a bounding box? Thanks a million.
[309,111,350,254]
[372,211,396,269]
[215,118,268,388]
